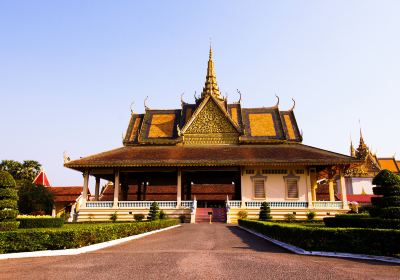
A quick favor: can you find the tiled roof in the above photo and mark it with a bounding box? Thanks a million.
[46,186,84,203]
[122,99,302,145]
[65,144,359,170]
[378,158,399,173]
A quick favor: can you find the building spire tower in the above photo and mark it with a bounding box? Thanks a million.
[201,45,224,101]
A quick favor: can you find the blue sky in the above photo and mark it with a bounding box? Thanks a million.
[1,1,400,188]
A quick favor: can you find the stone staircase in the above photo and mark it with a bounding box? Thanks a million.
[195,208,226,223]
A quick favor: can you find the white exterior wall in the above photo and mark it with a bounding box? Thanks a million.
[241,167,308,201]
[337,177,374,195]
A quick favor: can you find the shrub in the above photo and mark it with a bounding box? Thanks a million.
[324,216,400,229]
[110,212,118,222]
[179,214,186,223]
[0,171,18,231]
[159,210,167,220]
[306,211,316,221]
[0,221,19,231]
[238,219,400,256]
[134,214,144,222]
[237,210,248,219]
[259,202,272,221]
[369,170,400,219]
[18,217,64,228]
[17,180,54,215]
[284,213,296,222]
[0,219,180,253]
[148,202,160,221]
[372,169,400,186]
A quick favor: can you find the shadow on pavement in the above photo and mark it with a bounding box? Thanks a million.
[226,225,289,254]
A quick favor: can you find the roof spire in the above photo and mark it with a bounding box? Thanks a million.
[201,44,223,101]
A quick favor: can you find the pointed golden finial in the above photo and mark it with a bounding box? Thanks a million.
[201,43,223,101]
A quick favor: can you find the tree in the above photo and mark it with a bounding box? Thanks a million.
[370,169,400,219]
[17,180,54,215]
[147,201,160,221]
[259,202,272,221]
[0,171,19,231]
[0,160,41,183]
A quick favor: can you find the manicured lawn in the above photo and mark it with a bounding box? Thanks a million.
[0,219,180,254]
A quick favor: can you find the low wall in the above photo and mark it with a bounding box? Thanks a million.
[77,208,191,222]
[228,208,348,224]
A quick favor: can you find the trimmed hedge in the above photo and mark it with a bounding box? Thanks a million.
[324,216,400,229]
[238,219,400,256]
[0,199,18,210]
[373,186,400,196]
[372,169,400,186]
[17,217,64,228]
[0,221,19,231]
[0,219,179,253]
[0,189,18,200]
[0,210,18,220]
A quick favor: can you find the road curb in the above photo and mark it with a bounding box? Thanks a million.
[0,224,181,260]
[238,225,400,264]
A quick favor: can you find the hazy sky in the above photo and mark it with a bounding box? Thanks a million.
[1,1,399,188]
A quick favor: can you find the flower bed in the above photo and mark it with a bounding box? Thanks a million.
[238,219,400,257]
[0,219,179,253]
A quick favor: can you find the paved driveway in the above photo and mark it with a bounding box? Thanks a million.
[0,224,399,280]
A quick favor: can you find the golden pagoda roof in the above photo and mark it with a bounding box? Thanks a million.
[201,46,224,101]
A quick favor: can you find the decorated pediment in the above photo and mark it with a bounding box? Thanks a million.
[181,96,240,145]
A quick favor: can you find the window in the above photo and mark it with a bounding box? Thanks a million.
[246,169,255,175]
[286,179,299,198]
[284,173,300,199]
[251,174,267,199]
[262,169,287,174]
[253,179,265,199]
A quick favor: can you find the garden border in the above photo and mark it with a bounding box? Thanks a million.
[238,225,400,264]
[0,224,181,260]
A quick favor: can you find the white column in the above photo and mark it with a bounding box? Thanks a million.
[95,177,100,201]
[240,167,246,208]
[340,172,349,209]
[113,169,120,208]
[306,169,313,208]
[177,168,182,208]
[82,171,89,207]
[328,179,335,202]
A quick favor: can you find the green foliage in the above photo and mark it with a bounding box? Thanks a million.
[17,180,54,215]
[0,171,18,231]
[0,160,41,182]
[0,171,16,189]
[148,202,160,221]
[0,221,20,231]
[372,169,400,186]
[238,219,400,256]
[159,210,167,219]
[0,219,179,253]
[179,214,186,223]
[380,207,400,219]
[238,210,248,219]
[324,216,400,229]
[306,211,316,221]
[284,213,296,222]
[373,185,400,196]
[0,188,18,200]
[134,214,144,222]
[259,202,272,221]
[18,217,64,228]
[0,209,19,220]
[110,212,118,222]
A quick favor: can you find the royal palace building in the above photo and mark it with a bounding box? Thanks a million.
[65,48,360,223]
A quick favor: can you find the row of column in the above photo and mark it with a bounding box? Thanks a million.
[308,171,348,209]
[81,168,183,208]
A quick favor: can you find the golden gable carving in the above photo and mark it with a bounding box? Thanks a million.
[184,99,239,144]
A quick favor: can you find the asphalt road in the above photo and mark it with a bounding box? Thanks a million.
[0,223,399,280]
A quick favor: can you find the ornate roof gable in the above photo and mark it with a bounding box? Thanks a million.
[181,95,240,145]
